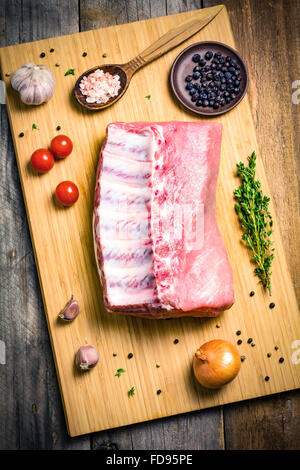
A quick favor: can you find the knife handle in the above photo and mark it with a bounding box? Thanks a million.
[125,5,223,75]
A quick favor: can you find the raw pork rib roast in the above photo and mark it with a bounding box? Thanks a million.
[93,122,234,318]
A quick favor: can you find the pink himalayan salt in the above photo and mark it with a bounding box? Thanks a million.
[79,68,121,104]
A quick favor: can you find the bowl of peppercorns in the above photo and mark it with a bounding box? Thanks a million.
[170,41,249,116]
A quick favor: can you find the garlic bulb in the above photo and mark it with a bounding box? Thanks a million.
[11,62,55,105]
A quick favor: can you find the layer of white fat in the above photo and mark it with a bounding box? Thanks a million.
[97,124,161,307]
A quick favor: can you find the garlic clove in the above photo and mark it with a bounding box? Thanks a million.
[75,345,99,370]
[58,295,79,321]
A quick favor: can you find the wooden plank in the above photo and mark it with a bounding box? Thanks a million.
[80,0,224,450]
[204,0,300,449]
[91,408,224,450]
[0,0,90,449]
[0,6,299,438]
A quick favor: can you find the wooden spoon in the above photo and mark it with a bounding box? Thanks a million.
[74,5,223,110]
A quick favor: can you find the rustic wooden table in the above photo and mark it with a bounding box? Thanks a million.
[0,0,299,450]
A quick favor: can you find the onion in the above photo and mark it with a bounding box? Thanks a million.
[193,339,241,389]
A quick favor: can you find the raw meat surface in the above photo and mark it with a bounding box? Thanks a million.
[93,121,234,318]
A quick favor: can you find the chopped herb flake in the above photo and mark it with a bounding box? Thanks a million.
[115,368,125,378]
[65,69,75,76]
[145,94,151,99]
[102,53,107,58]
[32,123,39,130]
[128,386,135,397]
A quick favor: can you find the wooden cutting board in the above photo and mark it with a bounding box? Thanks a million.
[0,5,299,437]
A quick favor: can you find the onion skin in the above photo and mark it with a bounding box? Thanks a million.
[193,340,241,389]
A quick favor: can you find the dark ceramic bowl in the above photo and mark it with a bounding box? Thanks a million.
[170,41,248,117]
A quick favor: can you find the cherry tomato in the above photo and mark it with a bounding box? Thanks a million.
[50,135,73,159]
[55,181,79,206]
[31,148,55,173]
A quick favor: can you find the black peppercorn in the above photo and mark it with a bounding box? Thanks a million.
[216,324,220,328]
[237,339,242,345]
[173,339,179,344]
[251,343,256,347]
[279,357,284,363]
[113,353,117,357]
[156,364,160,368]
[269,302,275,309]
[247,338,253,344]
[250,291,255,297]
[82,52,87,57]
[236,330,241,336]
[267,353,271,358]
[264,376,270,382]
[128,353,133,359]
[55,63,60,67]
[40,52,46,58]
[241,355,246,362]
[50,48,54,53]
[274,346,279,351]
[19,132,24,137]
[156,389,162,395]
[56,125,61,131]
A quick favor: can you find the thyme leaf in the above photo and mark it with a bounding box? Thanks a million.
[145,94,151,99]
[128,386,135,397]
[32,123,39,130]
[115,368,125,378]
[234,151,274,294]
[65,69,75,76]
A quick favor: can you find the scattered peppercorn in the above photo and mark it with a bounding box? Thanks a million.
[5,72,10,77]
[40,52,46,58]
[156,364,160,368]
[50,48,54,53]
[55,63,60,67]
[19,132,24,137]
[251,343,256,347]
[279,357,284,363]
[241,355,246,362]
[265,376,270,382]
[269,302,275,309]
[174,339,179,344]
[274,346,279,351]
[236,330,241,336]
[267,353,272,358]
[237,339,242,345]
[157,389,162,395]
[247,338,253,344]
[56,125,61,131]
[113,353,117,357]
[82,52,87,57]
[128,353,133,359]
[250,291,255,297]
[102,53,107,58]
[216,324,220,328]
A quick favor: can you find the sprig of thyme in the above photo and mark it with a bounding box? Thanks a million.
[234,151,274,294]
